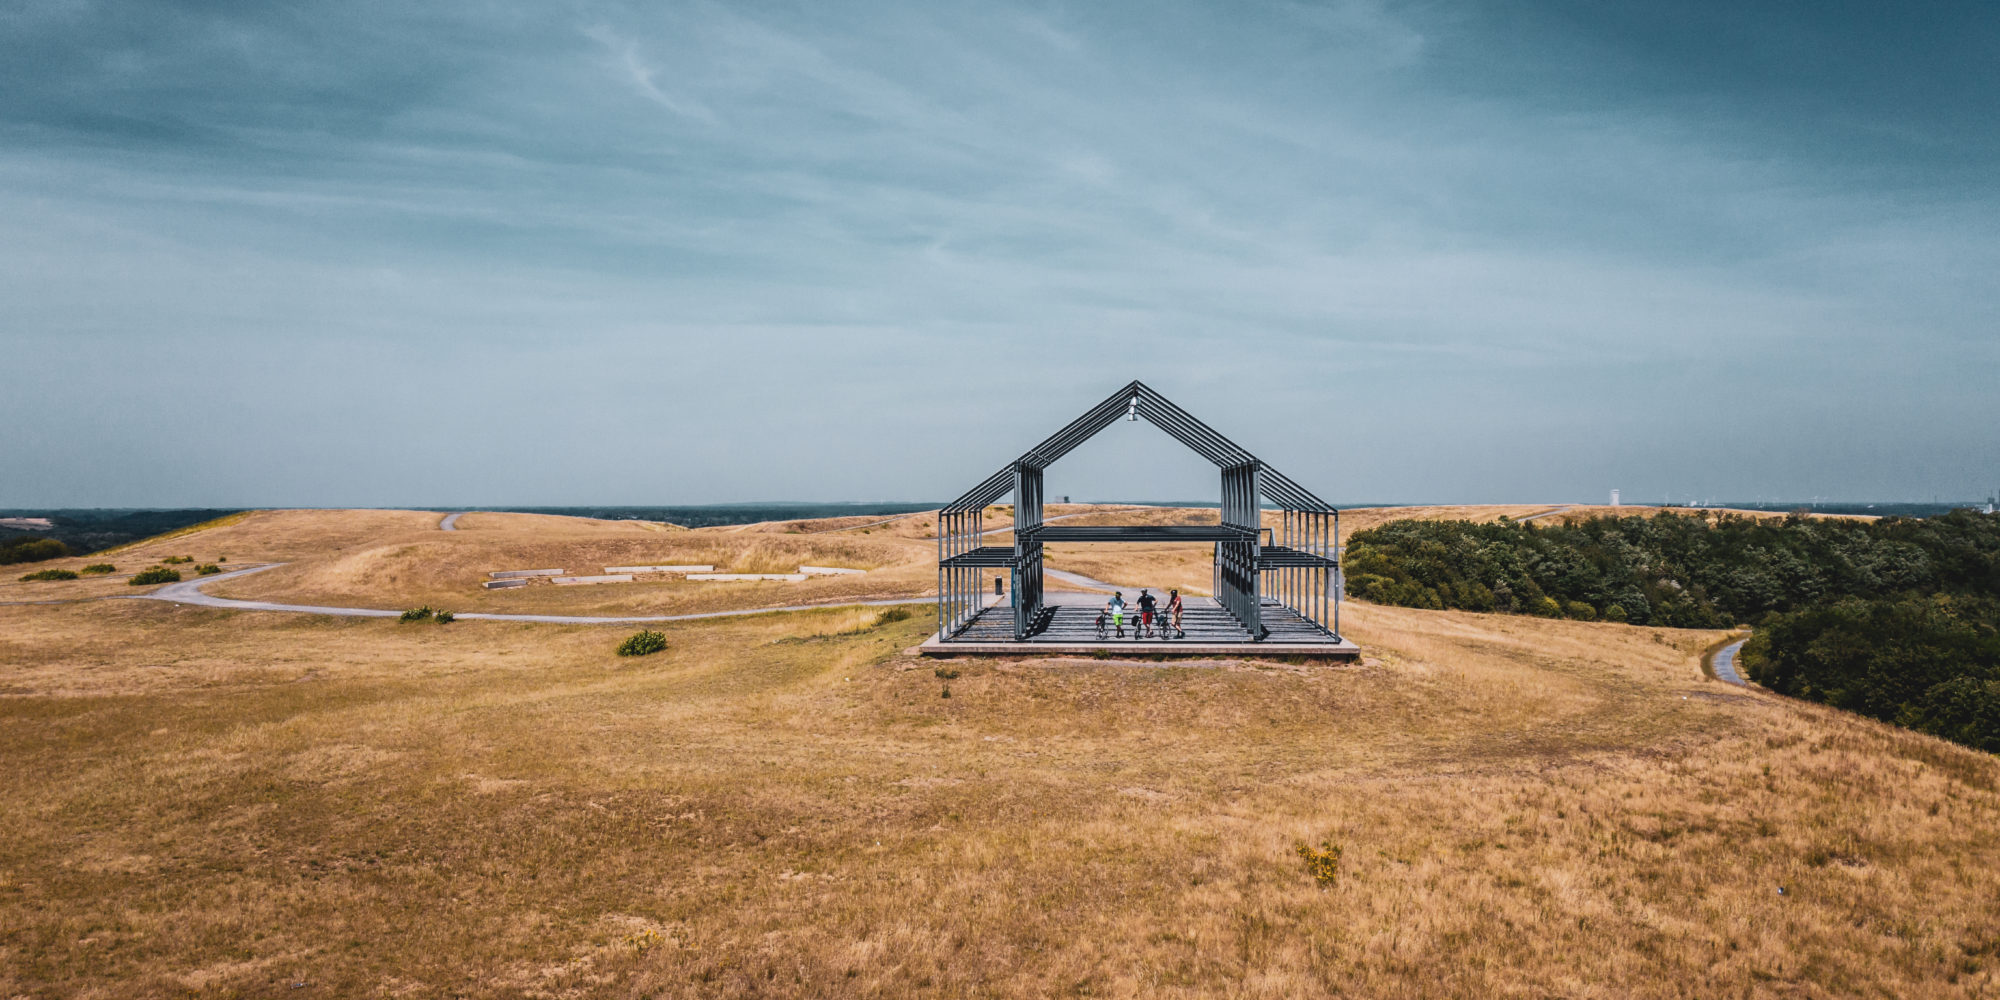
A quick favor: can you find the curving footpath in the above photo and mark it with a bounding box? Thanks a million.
[439,512,464,531]
[1712,638,1750,686]
[128,563,931,625]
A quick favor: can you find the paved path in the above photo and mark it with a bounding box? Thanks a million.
[439,512,464,531]
[977,510,1101,538]
[1046,567,1148,593]
[1516,505,1573,522]
[809,513,917,533]
[127,563,931,625]
[1713,637,1750,686]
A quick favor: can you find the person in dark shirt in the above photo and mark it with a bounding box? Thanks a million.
[1137,590,1157,634]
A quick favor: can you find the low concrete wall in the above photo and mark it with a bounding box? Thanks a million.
[799,565,865,576]
[603,564,715,574]
[687,573,809,582]
[552,574,635,586]
[490,569,565,579]
[482,579,530,590]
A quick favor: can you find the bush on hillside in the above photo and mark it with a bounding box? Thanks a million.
[1296,840,1343,886]
[195,563,221,575]
[433,610,455,624]
[0,538,69,565]
[400,606,436,623]
[162,555,193,565]
[128,567,181,585]
[19,568,78,581]
[617,630,667,657]
[80,563,116,575]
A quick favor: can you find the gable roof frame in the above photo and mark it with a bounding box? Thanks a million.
[944,380,1334,513]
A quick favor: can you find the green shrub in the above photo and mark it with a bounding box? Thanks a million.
[19,568,78,581]
[934,667,960,680]
[400,606,436,622]
[161,555,193,565]
[80,563,116,575]
[1601,604,1628,623]
[1563,600,1597,621]
[433,610,456,624]
[1528,596,1563,618]
[195,563,221,575]
[617,630,668,656]
[128,567,181,585]
[0,538,69,565]
[1296,840,1343,886]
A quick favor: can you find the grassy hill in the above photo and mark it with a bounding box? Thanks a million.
[0,508,1995,997]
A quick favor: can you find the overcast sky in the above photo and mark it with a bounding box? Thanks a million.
[3,0,1996,507]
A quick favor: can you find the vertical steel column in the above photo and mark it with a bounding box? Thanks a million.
[935,509,944,640]
[1012,462,1043,641]
[1247,462,1264,638]
[1333,510,1341,637]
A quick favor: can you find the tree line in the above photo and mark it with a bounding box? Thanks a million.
[1343,510,2000,752]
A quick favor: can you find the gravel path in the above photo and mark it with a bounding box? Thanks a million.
[127,563,931,625]
[1517,505,1573,522]
[1713,638,1751,686]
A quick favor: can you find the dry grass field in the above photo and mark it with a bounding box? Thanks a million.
[3,508,1996,998]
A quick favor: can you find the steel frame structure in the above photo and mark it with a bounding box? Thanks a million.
[936,380,1340,644]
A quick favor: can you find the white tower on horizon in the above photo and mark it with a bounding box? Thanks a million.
[1610,489,1621,507]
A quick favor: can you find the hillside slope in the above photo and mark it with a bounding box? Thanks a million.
[0,508,1994,997]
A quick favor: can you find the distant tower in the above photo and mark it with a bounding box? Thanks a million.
[1610,489,1621,507]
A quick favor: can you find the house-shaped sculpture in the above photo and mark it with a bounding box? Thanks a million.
[922,381,1357,657]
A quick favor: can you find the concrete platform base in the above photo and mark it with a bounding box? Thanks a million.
[926,596,1355,659]
[918,635,1360,659]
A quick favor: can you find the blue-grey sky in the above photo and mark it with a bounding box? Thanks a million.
[4,0,1996,507]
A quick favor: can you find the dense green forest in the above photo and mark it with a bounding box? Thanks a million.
[0,509,242,557]
[1344,510,2000,751]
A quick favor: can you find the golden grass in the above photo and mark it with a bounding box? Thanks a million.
[90,510,263,557]
[1,508,1994,997]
